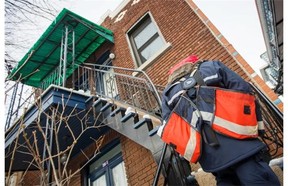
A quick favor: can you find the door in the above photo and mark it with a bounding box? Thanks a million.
[102,68,118,99]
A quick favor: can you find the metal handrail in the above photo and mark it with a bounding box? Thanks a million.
[74,63,163,118]
[250,83,283,158]
[83,63,162,107]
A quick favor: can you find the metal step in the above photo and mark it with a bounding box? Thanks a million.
[93,98,164,155]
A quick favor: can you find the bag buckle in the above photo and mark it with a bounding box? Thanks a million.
[183,77,196,90]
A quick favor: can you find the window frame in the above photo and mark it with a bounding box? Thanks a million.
[89,153,125,186]
[85,139,128,186]
[127,12,169,69]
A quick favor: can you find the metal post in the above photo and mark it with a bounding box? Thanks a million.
[72,29,75,89]
[47,108,54,184]
[78,67,80,89]
[62,25,68,87]
[5,82,19,130]
[59,35,64,86]
[152,143,168,186]
[42,109,54,184]
[14,83,24,119]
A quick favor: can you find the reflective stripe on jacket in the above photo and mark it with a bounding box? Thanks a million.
[159,60,266,169]
[161,111,202,162]
[197,86,261,139]
[160,60,264,138]
[158,93,202,162]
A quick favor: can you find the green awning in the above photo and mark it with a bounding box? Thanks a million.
[7,8,114,88]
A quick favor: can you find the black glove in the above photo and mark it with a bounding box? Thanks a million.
[258,130,265,137]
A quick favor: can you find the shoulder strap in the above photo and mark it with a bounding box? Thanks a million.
[190,61,220,147]
[190,61,206,86]
[193,70,206,86]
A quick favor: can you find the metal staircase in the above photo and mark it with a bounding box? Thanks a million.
[5,62,196,185]
[5,62,283,185]
[74,63,195,185]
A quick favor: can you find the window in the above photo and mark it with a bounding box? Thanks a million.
[88,144,128,186]
[128,13,166,67]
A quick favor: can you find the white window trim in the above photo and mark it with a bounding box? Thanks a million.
[126,12,170,72]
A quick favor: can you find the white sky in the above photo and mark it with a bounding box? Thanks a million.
[193,0,267,75]
[55,0,124,23]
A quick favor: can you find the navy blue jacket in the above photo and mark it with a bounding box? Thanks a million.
[161,60,266,172]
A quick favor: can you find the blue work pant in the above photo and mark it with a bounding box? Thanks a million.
[212,154,280,186]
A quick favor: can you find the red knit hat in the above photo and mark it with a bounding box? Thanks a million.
[168,55,199,75]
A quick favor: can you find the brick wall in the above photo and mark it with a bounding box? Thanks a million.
[66,129,164,186]
[102,0,246,83]
[13,171,39,186]
[120,136,164,186]
[99,0,282,110]
[19,129,163,185]
[67,129,121,185]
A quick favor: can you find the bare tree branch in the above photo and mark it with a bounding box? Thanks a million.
[4,0,58,75]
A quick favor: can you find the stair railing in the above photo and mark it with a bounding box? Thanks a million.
[75,63,164,118]
[75,63,194,185]
[250,83,283,158]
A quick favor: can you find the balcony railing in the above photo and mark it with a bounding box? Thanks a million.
[5,63,165,131]
[5,82,37,131]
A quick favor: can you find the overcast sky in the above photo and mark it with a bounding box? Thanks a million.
[193,0,267,75]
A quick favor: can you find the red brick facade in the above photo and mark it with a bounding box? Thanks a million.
[100,0,282,110]
[121,136,164,186]
[86,1,281,185]
[67,131,164,186]
[18,0,282,185]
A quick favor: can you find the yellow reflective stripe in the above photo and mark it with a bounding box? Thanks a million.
[214,116,258,135]
[189,69,198,77]
[258,121,265,130]
[184,127,197,161]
